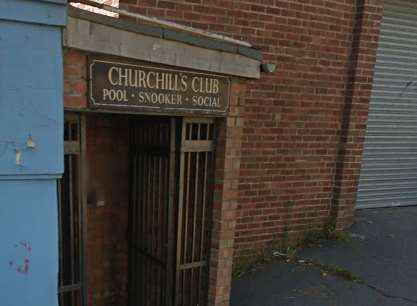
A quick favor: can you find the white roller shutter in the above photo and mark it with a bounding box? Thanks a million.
[357,0,417,209]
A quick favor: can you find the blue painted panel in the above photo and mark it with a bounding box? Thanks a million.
[0,19,64,176]
[0,180,58,306]
[0,0,67,26]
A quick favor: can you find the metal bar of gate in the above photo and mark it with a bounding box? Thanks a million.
[80,114,88,306]
[176,121,186,305]
[166,118,176,306]
[199,151,209,302]
[191,150,200,305]
[138,131,144,306]
[145,152,150,305]
[183,150,192,304]
[158,155,163,306]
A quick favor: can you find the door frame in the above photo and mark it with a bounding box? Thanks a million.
[60,112,219,306]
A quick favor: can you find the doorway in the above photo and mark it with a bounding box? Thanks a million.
[58,113,216,306]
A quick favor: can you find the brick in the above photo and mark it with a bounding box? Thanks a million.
[64,96,87,108]
[66,1,385,305]
[64,49,88,109]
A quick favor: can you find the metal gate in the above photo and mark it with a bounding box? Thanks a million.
[357,0,417,208]
[176,118,215,306]
[58,114,86,306]
[128,117,175,306]
[128,117,215,306]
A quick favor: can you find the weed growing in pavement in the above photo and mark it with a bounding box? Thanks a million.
[232,224,353,279]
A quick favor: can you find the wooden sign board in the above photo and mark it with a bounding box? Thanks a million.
[89,58,230,116]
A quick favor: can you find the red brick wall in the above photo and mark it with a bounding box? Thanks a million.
[85,113,129,306]
[64,49,88,109]
[117,0,384,255]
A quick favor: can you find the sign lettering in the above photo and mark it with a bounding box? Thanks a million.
[89,58,230,115]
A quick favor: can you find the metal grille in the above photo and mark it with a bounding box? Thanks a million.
[357,0,417,208]
[176,118,215,306]
[129,117,215,306]
[58,115,85,306]
[128,117,175,306]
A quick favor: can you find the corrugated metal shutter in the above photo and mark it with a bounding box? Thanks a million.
[357,0,417,209]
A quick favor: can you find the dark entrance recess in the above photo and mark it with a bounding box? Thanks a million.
[58,113,216,306]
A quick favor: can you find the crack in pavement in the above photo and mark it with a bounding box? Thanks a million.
[291,257,417,305]
[361,282,417,305]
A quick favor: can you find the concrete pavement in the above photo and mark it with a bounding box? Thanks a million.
[231,207,417,306]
